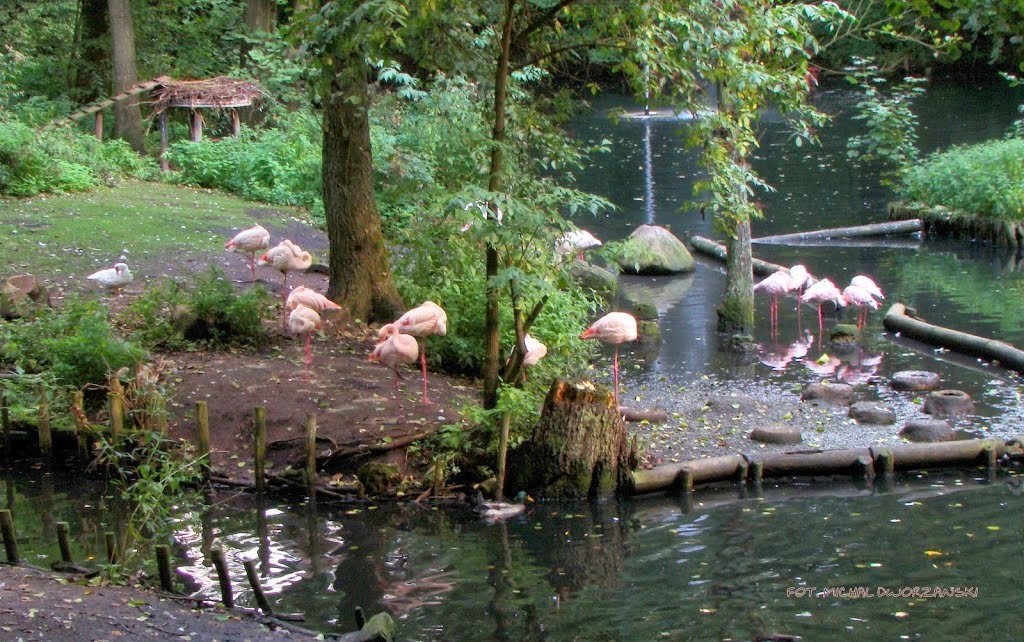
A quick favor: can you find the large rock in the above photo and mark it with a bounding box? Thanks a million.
[568,260,618,300]
[899,419,955,443]
[891,370,941,392]
[1,273,49,319]
[800,382,855,405]
[615,225,695,275]
[922,390,975,417]
[749,425,803,445]
[848,401,896,425]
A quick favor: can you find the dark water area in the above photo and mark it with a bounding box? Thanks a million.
[5,466,1023,640]
[567,77,1024,438]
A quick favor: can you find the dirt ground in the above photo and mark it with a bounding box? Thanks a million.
[0,564,311,641]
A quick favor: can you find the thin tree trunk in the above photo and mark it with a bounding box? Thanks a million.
[321,53,403,322]
[718,216,754,337]
[482,0,517,410]
[107,0,144,153]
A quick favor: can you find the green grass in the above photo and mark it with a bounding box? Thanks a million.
[0,180,298,278]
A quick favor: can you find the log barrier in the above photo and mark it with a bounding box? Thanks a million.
[753,219,922,245]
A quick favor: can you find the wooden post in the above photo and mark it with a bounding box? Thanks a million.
[189,110,203,142]
[253,407,266,494]
[159,110,169,172]
[37,385,52,456]
[0,509,18,564]
[56,522,73,563]
[243,559,273,615]
[72,390,89,459]
[153,395,168,433]
[108,375,124,441]
[230,109,241,136]
[211,547,233,608]
[305,413,317,492]
[156,544,173,592]
[750,460,764,484]
[432,456,444,497]
[876,449,895,477]
[105,531,117,565]
[195,401,210,478]
[679,469,695,493]
[1,391,10,462]
[94,111,103,141]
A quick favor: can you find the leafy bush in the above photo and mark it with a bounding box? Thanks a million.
[899,137,1024,220]
[0,297,146,389]
[126,267,271,350]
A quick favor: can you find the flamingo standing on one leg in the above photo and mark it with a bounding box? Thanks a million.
[287,304,322,379]
[224,225,270,282]
[394,301,448,405]
[579,311,638,406]
[842,283,880,330]
[258,240,313,326]
[800,278,846,343]
[754,270,796,338]
[370,324,420,422]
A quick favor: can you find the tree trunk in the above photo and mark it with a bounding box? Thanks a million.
[717,217,754,339]
[321,53,403,323]
[240,0,278,67]
[71,0,108,104]
[507,379,631,499]
[107,0,144,153]
[482,0,517,410]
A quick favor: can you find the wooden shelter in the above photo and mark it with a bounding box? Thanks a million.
[150,76,263,171]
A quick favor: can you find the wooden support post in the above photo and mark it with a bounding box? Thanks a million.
[72,390,89,459]
[108,375,124,441]
[679,469,695,493]
[243,559,272,615]
[189,110,203,142]
[196,401,210,478]
[105,531,117,565]
[750,460,764,484]
[0,509,18,564]
[230,109,241,136]
[876,449,895,477]
[159,110,169,172]
[856,454,875,482]
[2,391,10,462]
[211,547,233,608]
[734,459,749,483]
[56,522,73,563]
[94,111,103,141]
[253,407,266,494]
[156,544,173,592]
[305,413,317,492]
[37,385,52,456]
[984,442,998,481]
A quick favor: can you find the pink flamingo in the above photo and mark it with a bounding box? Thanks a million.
[788,264,812,327]
[287,304,321,379]
[851,275,884,301]
[259,240,313,325]
[370,324,421,422]
[394,301,448,404]
[842,284,880,330]
[753,270,796,337]
[286,286,341,315]
[579,312,638,406]
[801,278,846,342]
[224,225,270,282]
[555,229,603,261]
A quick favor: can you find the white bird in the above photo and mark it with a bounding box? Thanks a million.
[224,224,270,282]
[579,311,638,406]
[801,278,846,341]
[475,490,531,523]
[394,301,448,405]
[87,262,133,295]
[850,275,884,301]
[370,324,421,422]
[555,229,602,260]
[287,304,322,378]
[285,286,341,315]
[842,284,880,330]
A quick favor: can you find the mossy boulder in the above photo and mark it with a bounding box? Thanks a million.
[615,225,695,275]
[568,260,618,300]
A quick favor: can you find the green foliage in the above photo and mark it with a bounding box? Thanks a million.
[0,297,146,390]
[845,57,926,185]
[126,267,271,350]
[899,137,1024,220]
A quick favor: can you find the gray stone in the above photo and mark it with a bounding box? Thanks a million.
[568,260,617,300]
[800,382,855,405]
[848,401,896,425]
[922,389,975,417]
[637,319,660,345]
[750,425,803,445]
[615,225,695,275]
[899,419,955,443]
[891,370,941,392]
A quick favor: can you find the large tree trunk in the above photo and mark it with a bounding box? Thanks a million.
[507,379,631,499]
[321,53,403,323]
[717,217,755,339]
[482,0,517,410]
[107,0,144,153]
[240,0,278,66]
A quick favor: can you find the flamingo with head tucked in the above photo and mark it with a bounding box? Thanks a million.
[259,240,313,323]
[224,225,270,282]
[801,278,846,342]
[842,283,880,330]
[394,301,448,405]
[580,311,638,406]
[851,275,884,302]
[370,324,421,422]
[285,286,341,315]
[288,304,322,379]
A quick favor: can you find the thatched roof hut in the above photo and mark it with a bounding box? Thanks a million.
[150,75,264,112]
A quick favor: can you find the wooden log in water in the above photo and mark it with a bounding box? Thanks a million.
[871,439,1003,470]
[752,219,922,245]
[0,509,18,564]
[883,303,1024,373]
[630,455,747,494]
[759,448,873,478]
[689,235,788,277]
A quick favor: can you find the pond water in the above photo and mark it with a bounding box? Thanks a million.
[568,78,1024,438]
[5,79,1024,641]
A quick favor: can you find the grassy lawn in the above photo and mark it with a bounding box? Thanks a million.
[0,180,300,280]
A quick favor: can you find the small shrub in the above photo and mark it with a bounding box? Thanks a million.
[126,267,271,350]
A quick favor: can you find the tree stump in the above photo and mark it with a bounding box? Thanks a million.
[507,379,630,499]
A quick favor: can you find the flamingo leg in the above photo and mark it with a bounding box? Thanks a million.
[305,333,313,367]
[613,345,620,407]
[419,341,433,405]
[817,305,824,347]
[248,253,256,282]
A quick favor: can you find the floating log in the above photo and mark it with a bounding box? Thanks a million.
[689,235,788,277]
[871,439,1004,470]
[621,407,668,423]
[753,219,922,245]
[630,455,746,494]
[884,303,1024,373]
[759,448,872,478]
